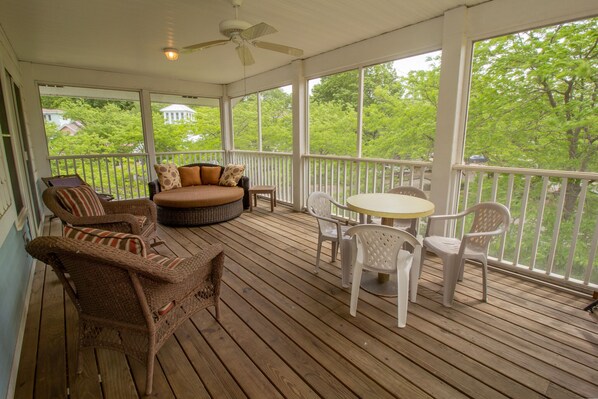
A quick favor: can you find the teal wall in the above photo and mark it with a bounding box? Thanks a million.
[0,224,32,398]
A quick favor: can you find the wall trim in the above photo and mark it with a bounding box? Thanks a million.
[6,254,36,399]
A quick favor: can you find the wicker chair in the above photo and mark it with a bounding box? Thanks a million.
[25,236,225,396]
[43,186,162,247]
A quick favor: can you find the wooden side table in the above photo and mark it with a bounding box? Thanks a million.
[248,185,276,212]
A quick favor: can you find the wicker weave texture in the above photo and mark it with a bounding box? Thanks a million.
[25,236,225,396]
[156,198,243,226]
[43,186,158,245]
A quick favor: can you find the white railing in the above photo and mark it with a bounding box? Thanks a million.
[48,153,151,200]
[304,154,433,220]
[453,164,598,292]
[230,150,293,204]
[155,150,224,166]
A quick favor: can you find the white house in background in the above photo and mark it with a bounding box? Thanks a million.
[160,104,196,124]
[42,108,83,134]
[42,108,70,127]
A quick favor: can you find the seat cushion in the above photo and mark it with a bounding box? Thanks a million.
[55,185,106,217]
[153,185,244,208]
[64,225,147,256]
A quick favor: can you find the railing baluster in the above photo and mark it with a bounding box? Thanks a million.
[547,178,568,275]
[476,171,484,203]
[565,180,588,281]
[530,176,549,270]
[513,175,532,268]
[585,217,598,285]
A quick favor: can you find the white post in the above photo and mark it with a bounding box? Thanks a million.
[291,60,306,211]
[429,6,471,234]
[221,89,233,165]
[140,90,156,179]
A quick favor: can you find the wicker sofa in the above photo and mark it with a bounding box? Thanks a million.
[149,163,250,226]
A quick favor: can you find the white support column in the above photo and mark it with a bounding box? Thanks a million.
[291,60,306,211]
[140,90,156,177]
[221,89,233,164]
[429,6,471,233]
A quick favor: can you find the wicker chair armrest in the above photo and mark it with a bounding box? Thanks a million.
[103,198,156,217]
[238,176,250,209]
[70,213,141,232]
[148,179,161,200]
[26,237,178,282]
[166,244,225,284]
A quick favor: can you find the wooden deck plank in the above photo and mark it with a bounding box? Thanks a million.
[95,349,138,398]
[14,219,51,399]
[220,214,544,399]
[190,309,286,399]
[65,295,103,399]
[156,335,211,399]
[16,210,598,399]
[175,320,248,399]
[33,256,67,399]
[212,220,472,399]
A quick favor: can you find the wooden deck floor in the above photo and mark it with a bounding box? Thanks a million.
[15,202,598,399]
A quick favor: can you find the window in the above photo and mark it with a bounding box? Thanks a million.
[39,85,143,155]
[150,93,221,153]
[308,51,440,159]
[362,53,440,160]
[0,74,18,218]
[466,17,597,171]
[39,86,145,199]
[231,85,293,153]
[464,17,598,281]
[232,93,258,151]
[308,70,359,156]
[260,86,292,152]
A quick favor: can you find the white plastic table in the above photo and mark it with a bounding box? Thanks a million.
[346,193,435,296]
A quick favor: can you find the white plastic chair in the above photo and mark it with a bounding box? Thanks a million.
[368,186,427,236]
[306,192,352,282]
[347,224,422,328]
[422,202,511,307]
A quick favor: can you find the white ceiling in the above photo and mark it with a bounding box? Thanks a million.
[0,0,488,85]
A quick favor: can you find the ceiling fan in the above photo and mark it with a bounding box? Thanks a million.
[182,0,304,66]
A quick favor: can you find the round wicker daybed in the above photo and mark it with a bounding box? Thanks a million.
[152,185,245,226]
[148,163,250,226]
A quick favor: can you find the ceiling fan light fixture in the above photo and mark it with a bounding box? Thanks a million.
[163,48,179,61]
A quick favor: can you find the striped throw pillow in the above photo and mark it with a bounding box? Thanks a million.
[64,226,147,257]
[55,185,106,217]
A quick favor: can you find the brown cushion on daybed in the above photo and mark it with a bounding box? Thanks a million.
[153,185,244,208]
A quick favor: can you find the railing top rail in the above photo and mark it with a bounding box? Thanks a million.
[230,150,292,156]
[453,164,598,180]
[303,153,433,166]
[48,153,149,160]
[155,150,225,155]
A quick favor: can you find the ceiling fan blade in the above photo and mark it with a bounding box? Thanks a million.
[236,45,255,66]
[181,39,229,53]
[240,22,277,40]
[253,41,304,57]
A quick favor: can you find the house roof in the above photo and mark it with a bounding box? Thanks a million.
[159,104,196,113]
